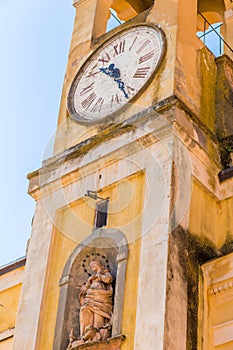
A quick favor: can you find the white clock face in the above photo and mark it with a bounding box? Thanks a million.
[67,25,165,123]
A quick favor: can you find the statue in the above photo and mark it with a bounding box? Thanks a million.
[68,260,113,348]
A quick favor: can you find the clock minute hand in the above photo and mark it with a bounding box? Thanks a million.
[115,79,128,99]
[99,64,129,99]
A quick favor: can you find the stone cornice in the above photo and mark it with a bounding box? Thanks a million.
[26,95,227,201]
[218,166,233,183]
[203,252,233,295]
[215,54,233,69]
[0,257,26,276]
[208,279,233,295]
[71,335,126,349]
[27,106,174,198]
[0,328,14,342]
[73,0,89,9]
[28,95,220,182]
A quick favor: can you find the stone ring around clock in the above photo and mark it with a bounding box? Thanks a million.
[67,24,166,123]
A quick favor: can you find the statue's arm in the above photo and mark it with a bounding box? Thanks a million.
[98,272,113,284]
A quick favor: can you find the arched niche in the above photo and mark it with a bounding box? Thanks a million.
[196,0,227,56]
[53,228,128,350]
[197,0,225,31]
[111,0,154,21]
[91,0,154,40]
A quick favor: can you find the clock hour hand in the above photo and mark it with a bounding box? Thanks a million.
[99,64,129,99]
[116,80,128,99]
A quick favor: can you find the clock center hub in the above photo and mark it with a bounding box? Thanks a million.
[99,64,129,99]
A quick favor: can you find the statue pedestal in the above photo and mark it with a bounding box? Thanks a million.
[71,335,126,350]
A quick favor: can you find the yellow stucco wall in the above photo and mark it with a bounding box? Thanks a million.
[0,285,19,333]
[189,179,233,249]
[0,265,24,349]
[189,179,218,245]
[201,253,233,349]
[36,171,144,349]
[0,337,13,350]
[218,196,233,247]
[0,271,24,332]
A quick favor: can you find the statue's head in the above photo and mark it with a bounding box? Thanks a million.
[90,260,104,272]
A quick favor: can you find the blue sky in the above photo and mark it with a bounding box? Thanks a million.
[0,0,75,266]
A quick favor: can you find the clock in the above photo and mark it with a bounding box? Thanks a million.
[67,24,165,123]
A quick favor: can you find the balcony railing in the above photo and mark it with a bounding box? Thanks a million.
[197,10,233,58]
[107,9,124,32]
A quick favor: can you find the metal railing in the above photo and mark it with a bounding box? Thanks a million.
[107,9,124,32]
[197,10,233,57]
[110,9,122,25]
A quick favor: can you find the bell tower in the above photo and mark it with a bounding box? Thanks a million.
[12,0,233,350]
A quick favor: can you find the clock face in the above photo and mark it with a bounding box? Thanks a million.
[67,25,165,123]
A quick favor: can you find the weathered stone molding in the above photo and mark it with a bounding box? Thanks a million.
[202,252,233,286]
[26,96,228,204]
[0,257,26,276]
[0,328,14,342]
[73,0,88,7]
[218,166,233,182]
[0,264,25,292]
[214,320,233,346]
[208,280,233,295]
[29,107,157,171]
[201,253,233,348]
[71,335,125,349]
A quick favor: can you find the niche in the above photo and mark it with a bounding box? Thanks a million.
[111,0,154,22]
[53,228,128,350]
[196,0,226,56]
[94,0,154,39]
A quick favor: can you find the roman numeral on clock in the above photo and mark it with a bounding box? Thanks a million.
[81,92,96,109]
[126,85,135,96]
[113,40,125,56]
[129,36,138,51]
[133,67,150,79]
[91,98,104,113]
[98,52,111,65]
[80,82,94,96]
[86,70,100,78]
[111,94,120,107]
[139,51,154,64]
[136,40,150,54]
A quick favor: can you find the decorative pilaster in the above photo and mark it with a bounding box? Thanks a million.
[71,0,113,51]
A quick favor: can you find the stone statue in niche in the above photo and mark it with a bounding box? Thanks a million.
[67,260,113,348]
